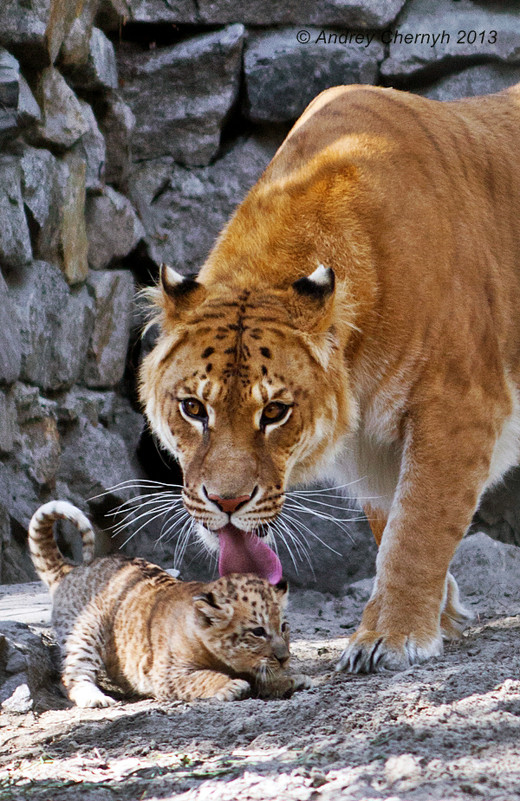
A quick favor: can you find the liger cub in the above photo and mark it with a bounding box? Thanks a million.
[29,501,309,708]
[139,82,520,673]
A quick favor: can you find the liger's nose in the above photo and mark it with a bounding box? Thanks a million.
[206,493,252,514]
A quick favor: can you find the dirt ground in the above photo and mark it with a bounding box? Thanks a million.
[1,532,520,801]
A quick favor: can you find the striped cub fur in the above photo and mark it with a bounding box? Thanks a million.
[28,501,310,708]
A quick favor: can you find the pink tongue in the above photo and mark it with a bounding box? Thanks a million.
[217,524,283,585]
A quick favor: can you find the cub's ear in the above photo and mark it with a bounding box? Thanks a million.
[274,578,289,609]
[292,264,335,301]
[194,592,234,628]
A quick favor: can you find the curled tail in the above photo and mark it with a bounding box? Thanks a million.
[28,501,95,589]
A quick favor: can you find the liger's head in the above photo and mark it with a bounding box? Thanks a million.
[138,264,354,582]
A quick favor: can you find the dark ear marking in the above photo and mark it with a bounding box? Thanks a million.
[194,591,219,608]
[160,263,200,300]
[293,265,335,300]
[275,578,288,594]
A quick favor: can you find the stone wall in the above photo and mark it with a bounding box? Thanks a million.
[0,0,519,591]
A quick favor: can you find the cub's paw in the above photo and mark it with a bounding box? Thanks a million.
[291,674,314,692]
[68,682,117,708]
[213,678,251,702]
[257,673,313,699]
[336,630,443,674]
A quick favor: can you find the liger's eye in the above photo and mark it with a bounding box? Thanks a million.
[180,398,208,421]
[260,402,291,427]
[249,626,267,638]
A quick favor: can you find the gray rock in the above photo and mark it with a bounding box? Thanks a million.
[33,67,90,150]
[71,100,106,192]
[1,677,33,713]
[21,149,89,284]
[0,390,17,455]
[57,416,136,510]
[381,0,520,81]
[65,27,118,91]
[12,383,57,425]
[128,0,196,22]
[0,273,22,385]
[127,0,406,27]
[472,466,520,547]
[129,131,282,273]
[8,261,94,391]
[0,0,78,69]
[83,270,135,388]
[59,15,92,69]
[0,49,40,142]
[1,462,39,541]
[452,531,520,618]
[96,0,131,30]
[0,157,33,271]
[244,28,384,123]
[20,146,57,231]
[0,621,60,712]
[17,76,42,129]
[86,186,145,269]
[421,64,520,101]
[59,155,89,284]
[18,417,61,487]
[0,49,21,142]
[94,92,135,187]
[118,24,244,165]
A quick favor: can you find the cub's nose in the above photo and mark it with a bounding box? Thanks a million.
[272,636,290,665]
[206,493,252,514]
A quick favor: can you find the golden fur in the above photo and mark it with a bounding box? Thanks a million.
[29,501,309,706]
[140,83,520,672]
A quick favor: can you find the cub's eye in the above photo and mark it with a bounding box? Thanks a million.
[260,402,291,427]
[281,621,289,633]
[249,626,267,638]
[180,398,208,421]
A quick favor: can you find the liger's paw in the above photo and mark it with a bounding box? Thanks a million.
[213,678,251,702]
[336,629,443,674]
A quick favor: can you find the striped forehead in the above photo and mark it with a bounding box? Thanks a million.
[184,295,290,391]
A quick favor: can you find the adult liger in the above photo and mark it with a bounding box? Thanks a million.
[140,83,520,672]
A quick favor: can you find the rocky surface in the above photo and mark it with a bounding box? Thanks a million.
[244,30,383,123]
[1,0,520,594]
[381,0,520,81]
[1,532,520,800]
[117,25,245,164]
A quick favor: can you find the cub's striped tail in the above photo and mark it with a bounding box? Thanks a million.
[28,501,95,589]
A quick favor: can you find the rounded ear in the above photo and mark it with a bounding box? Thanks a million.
[274,578,289,609]
[194,592,234,628]
[289,265,336,336]
[158,263,206,314]
[292,264,335,301]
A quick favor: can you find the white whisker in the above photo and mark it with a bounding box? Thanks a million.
[281,510,345,554]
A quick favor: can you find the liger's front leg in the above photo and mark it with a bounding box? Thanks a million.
[338,391,507,673]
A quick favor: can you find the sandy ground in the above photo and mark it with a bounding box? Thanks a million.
[1,532,520,801]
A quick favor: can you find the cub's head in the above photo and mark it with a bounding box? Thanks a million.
[193,574,292,693]
[139,264,355,579]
